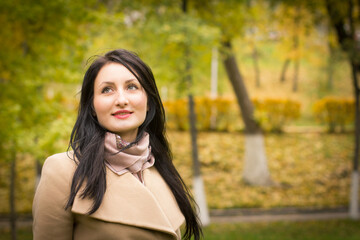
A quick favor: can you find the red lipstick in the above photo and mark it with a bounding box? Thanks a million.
[112,110,132,119]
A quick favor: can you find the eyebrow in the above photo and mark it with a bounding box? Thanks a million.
[125,79,138,83]
[97,79,138,87]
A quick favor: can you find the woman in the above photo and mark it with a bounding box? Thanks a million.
[33,49,202,240]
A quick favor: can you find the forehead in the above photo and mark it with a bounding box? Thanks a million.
[95,63,138,84]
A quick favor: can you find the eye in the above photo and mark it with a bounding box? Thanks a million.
[101,87,113,94]
[127,83,139,90]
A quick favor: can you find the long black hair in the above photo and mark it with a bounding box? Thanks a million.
[65,49,202,240]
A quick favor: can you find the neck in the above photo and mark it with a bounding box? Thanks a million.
[117,130,138,143]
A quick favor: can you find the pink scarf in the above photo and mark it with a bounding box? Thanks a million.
[104,132,155,183]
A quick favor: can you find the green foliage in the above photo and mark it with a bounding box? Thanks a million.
[313,97,355,133]
[116,1,220,98]
[164,97,301,132]
[0,0,109,164]
[192,0,248,42]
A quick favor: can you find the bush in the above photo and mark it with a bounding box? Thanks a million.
[253,98,301,133]
[313,97,354,133]
[195,97,235,131]
[164,97,235,131]
[164,97,301,132]
[164,99,189,131]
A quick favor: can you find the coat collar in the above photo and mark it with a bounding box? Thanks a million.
[71,167,185,237]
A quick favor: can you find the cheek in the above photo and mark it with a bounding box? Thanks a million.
[93,97,112,116]
[131,94,148,112]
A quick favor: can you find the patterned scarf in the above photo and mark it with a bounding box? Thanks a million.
[104,132,155,183]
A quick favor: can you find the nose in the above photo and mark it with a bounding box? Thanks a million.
[115,91,129,107]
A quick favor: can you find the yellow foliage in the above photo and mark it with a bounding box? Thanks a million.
[164,97,301,132]
[164,97,235,131]
[170,131,353,209]
[253,98,301,133]
[164,99,189,130]
[313,97,354,133]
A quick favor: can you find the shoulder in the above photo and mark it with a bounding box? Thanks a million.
[40,152,77,185]
[34,152,77,206]
[33,152,76,239]
[43,152,77,171]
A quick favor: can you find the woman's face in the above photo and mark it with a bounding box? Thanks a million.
[93,63,148,142]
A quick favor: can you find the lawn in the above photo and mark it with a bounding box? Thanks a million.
[202,219,360,240]
[1,219,359,240]
[0,131,355,213]
[169,131,354,209]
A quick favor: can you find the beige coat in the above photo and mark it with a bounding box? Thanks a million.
[33,152,185,240]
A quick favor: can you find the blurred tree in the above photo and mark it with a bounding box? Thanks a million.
[0,0,96,238]
[271,2,308,91]
[274,0,360,219]
[326,35,336,90]
[243,0,273,88]
[193,0,273,186]
[109,0,218,99]
[270,0,358,218]
[182,0,210,226]
[325,0,360,220]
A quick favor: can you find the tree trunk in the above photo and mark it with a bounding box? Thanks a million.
[188,95,210,226]
[293,56,300,92]
[211,47,218,99]
[210,47,218,130]
[243,134,272,185]
[292,7,301,92]
[182,0,210,226]
[292,34,300,92]
[280,58,291,83]
[252,46,261,88]
[327,42,335,90]
[221,40,260,134]
[10,148,17,240]
[349,61,360,219]
[221,40,272,186]
[350,171,359,219]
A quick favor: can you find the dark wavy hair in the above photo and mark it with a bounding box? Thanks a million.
[65,49,202,239]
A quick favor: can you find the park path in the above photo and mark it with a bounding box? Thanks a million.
[210,207,350,223]
[0,207,352,229]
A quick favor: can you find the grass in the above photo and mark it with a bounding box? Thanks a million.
[1,219,359,240]
[0,227,33,240]
[202,219,360,240]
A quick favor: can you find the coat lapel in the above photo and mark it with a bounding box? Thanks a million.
[71,167,184,237]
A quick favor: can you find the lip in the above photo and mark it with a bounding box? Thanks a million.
[112,110,133,119]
